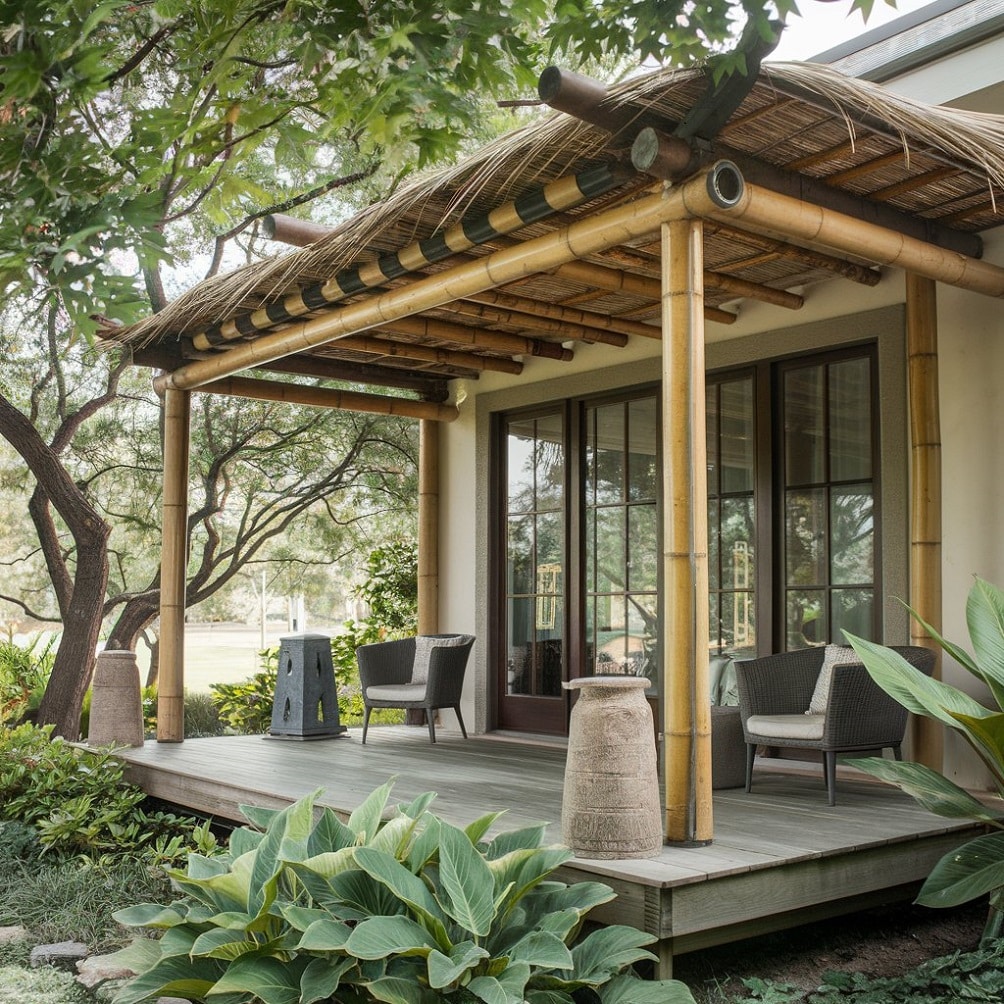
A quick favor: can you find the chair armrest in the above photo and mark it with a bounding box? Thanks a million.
[735,650,821,718]
[425,637,475,705]
[822,663,909,747]
[357,638,415,690]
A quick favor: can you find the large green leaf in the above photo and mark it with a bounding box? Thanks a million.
[345,915,440,959]
[506,930,574,970]
[296,846,358,880]
[485,824,548,860]
[398,790,438,820]
[570,926,657,984]
[307,807,357,856]
[112,955,224,1004]
[918,832,1004,908]
[279,904,335,933]
[599,973,696,1004]
[426,940,490,989]
[436,821,497,937]
[968,578,1004,708]
[329,867,408,920]
[363,975,442,1004]
[189,928,264,961]
[526,992,576,1004]
[355,845,450,946]
[207,954,308,1004]
[845,634,993,727]
[300,957,356,1004]
[294,917,354,951]
[951,711,1004,786]
[348,778,395,842]
[846,757,1004,822]
[469,962,531,1004]
[407,814,442,871]
[466,811,506,844]
[240,804,282,831]
[112,903,186,929]
[186,852,234,880]
[370,814,421,859]
[488,847,576,921]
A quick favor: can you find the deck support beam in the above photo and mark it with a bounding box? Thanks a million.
[418,420,440,634]
[158,388,191,742]
[906,274,944,770]
[661,217,713,845]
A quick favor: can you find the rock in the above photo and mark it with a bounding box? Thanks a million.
[76,953,137,988]
[0,925,29,944]
[29,940,89,970]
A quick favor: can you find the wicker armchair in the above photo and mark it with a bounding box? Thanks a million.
[356,634,475,744]
[735,645,935,805]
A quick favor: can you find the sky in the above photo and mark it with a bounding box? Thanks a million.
[769,0,938,61]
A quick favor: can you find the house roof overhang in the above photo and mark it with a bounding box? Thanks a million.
[103,61,1004,413]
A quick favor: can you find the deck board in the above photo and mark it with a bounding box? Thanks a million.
[115,726,983,976]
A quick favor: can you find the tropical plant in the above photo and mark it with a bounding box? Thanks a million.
[210,649,280,735]
[110,783,694,1004]
[845,577,1004,942]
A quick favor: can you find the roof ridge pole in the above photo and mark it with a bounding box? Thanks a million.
[154,164,742,395]
[661,214,713,847]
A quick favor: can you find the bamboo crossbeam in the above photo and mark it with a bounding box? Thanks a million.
[467,289,659,340]
[194,165,625,352]
[261,215,334,247]
[196,375,460,421]
[871,167,959,203]
[825,150,907,186]
[702,176,1004,297]
[157,389,190,743]
[445,299,628,346]
[378,316,573,361]
[155,163,745,393]
[705,270,803,309]
[331,334,523,375]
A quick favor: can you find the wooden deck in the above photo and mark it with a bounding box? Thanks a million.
[116,727,983,977]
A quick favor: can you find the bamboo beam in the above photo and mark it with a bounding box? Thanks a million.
[871,167,959,203]
[154,163,746,393]
[379,316,573,361]
[906,273,944,771]
[196,375,460,422]
[261,215,334,247]
[703,220,883,286]
[699,175,1004,297]
[332,334,522,375]
[661,218,713,845]
[158,388,190,743]
[705,270,803,309]
[196,165,625,351]
[445,299,628,346]
[417,421,439,634]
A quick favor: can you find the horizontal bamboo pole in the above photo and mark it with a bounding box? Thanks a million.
[379,315,572,361]
[332,334,523,375]
[156,164,743,393]
[196,376,460,421]
[705,270,803,309]
[446,299,627,346]
[705,180,1004,297]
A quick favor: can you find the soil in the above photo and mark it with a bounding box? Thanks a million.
[672,897,988,1002]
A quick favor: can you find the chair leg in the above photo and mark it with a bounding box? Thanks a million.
[454,705,468,739]
[427,710,437,743]
[824,751,837,806]
[745,743,755,793]
[892,744,903,761]
[362,706,372,745]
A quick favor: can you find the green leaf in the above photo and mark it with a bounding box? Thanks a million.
[437,821,497,936]
[307,806,357,855]
[112,955,224,1004]
[370,814,420,859]
[486,824,547,859]
[300,956,356,1004]
[918,832,1004,908]
[344,915,439,959]
[598,973,697,1004]
[426,940,490,989]
[968,578,1004,708]
[279,903,334,933]
[355,845,450,945]
[488,847,575,919]
[571,926,657,984]
[507,931,573,970]
[407,814,441,871]
[469,962,530,1004]
[348,778,395,842]
[526,992,575,1004]
[951,711,1004,784]
[295,917,353,951]
[364,975,442,1004]
[845,757,1004,823]
[207,955,307,1004]
[398,790,437,820]
[112,903,186,929]
[466,811,506,844]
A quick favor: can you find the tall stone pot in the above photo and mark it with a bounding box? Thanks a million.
[561,676,663,859]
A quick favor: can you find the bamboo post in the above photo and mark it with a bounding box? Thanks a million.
[417,420,439,635]
[906,273,944,770]
[158,388,190,742]
[661,217,713,845]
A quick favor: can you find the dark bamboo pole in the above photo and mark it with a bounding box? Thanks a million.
[158,388,190,742]
[418,421,439,634]
[906,273,944,771]
[661,217,713,845]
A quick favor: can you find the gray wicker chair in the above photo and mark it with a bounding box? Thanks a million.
[735,645,935,805]
[356,634,475,744]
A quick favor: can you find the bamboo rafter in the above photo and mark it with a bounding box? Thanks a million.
[312,334,523,375]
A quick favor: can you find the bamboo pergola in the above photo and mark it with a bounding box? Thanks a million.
[104,59,1004,845]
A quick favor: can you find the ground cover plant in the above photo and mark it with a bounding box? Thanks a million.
[110,783,695,1004]
[845,577,1004,940]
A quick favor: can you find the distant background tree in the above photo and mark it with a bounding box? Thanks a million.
[0,0,879,736]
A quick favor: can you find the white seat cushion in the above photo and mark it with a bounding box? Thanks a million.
[366,684,427,702]
[807,645,860,715]
[411,634,467,684]
[747,713,824,741]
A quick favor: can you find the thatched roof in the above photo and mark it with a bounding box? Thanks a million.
[109,61,1004,400]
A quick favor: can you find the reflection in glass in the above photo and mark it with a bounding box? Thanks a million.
[831,487,873,585]
[830,358,872,482]
[785,366,825,486]
[628,398,657,502]
[592,404,624,505]
[785,488,826,586]
[721,379,754,494]
[787,589,827,650]
[628,505,657,592]
[535,413,564,511]
[831,588,873,641]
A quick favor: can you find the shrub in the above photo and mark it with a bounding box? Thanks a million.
[111,784,695,1004]
[183,690,224,737]
[0,722,217,865]
[209,649,278,734]
[0,634,56,726]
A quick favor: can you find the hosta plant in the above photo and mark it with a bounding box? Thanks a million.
[110,782,694,1004]
[845,577,1004,941]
